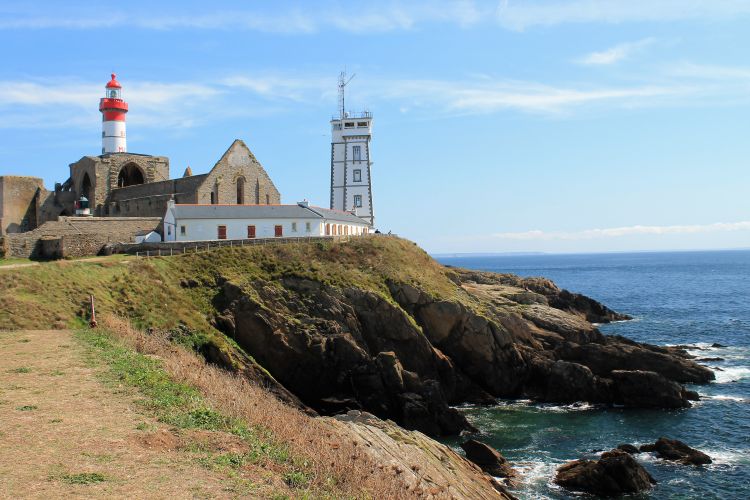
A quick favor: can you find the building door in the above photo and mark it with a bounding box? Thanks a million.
[274,225,283,237]
[217,225,227,240]
[247,225,256,239]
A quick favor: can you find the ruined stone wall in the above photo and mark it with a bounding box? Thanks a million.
[199,140,281,205]
[5,216,161,259]
[69,153,170,216]
[0,176,46,235]
[106,175,206,218]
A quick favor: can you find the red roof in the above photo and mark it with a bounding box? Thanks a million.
[105,73,122,89]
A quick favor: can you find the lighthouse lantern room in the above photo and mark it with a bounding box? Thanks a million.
[99,73,128,154]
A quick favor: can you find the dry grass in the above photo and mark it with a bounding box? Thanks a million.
[99,314,410,499]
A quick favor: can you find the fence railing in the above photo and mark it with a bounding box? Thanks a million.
[131,235,352,258]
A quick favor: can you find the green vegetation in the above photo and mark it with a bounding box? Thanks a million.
[0,237,462,333]
[0,256,32,267]
[76,328,299,478]
[59,472,108,485]
[16,405,38,411]
[8,367,32,374]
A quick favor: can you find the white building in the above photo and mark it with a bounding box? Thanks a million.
[330,73,374,227]
[163,200,370,242]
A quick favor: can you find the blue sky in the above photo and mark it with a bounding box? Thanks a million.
[1,0,749,253]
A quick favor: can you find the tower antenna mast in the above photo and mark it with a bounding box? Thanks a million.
[338,70,356,119]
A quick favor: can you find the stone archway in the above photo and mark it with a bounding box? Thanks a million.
[117,163,145,188]
[81,172,93,200]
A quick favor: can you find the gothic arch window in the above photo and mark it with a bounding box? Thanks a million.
[265,194,270,205]
[211,182,219,204]
[236,177,245,204]
[117,163,145,187]
[255,180,260,204]
[81,172,92,201]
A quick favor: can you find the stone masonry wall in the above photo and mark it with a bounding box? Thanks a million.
[106,175,206,219]
[0,176,46,235]
[199,140,281,205]
[5,216,161,259]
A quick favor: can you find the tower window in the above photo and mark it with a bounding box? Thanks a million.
[357,122,368,127]
[344,122,354,128]
[353,169,362,182]
[354,195,363,207]
[352,145,361,161]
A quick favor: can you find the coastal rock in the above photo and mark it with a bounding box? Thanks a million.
[616,443,639,454]
[460,439,516,480]
[554,449,656,496]
[200,248,713,437]
[610,370,693,408]
[330,411,516,499]
[639,437,712,465]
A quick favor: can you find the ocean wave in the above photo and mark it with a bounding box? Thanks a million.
[712,366,750,384]
[701,448,750,466]
[702,394,748,403]
[509,459,561,499]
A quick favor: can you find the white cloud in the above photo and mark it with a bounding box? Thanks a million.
[0,80,220,129]
[576,38,655,66]
[667,62,750,80]
[0,1,488,34]
[497,0,750,31]
[491,221,750,241]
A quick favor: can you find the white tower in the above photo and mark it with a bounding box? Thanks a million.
[99,73,128,154]
[330,72,374,227]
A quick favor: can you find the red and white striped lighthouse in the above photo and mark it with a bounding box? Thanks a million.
[99,73,128,154]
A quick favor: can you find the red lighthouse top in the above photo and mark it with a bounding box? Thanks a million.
[100,73,128,120]
[106,73,122,89]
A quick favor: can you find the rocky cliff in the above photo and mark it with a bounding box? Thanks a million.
[171,237,713,437]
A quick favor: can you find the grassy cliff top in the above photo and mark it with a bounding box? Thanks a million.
[0,236,463,333]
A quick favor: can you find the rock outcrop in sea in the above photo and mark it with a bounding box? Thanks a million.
[192,239,714,437]
[639,437,712,465]
[554,449,656,496]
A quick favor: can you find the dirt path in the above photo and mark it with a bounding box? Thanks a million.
[0,330,251,499]
[0,255,134,271]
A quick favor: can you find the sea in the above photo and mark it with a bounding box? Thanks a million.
[436,250,750,499]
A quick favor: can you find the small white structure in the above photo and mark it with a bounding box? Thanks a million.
[135,230,161,244]
[330,72,374,227]
[163,200,370,242]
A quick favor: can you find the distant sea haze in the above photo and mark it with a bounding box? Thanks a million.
[436,250,750,499]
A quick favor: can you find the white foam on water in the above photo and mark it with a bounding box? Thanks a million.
[712,366,750,384]
[703,394,747,402]
[510,460,561,499]
[702,448,750,466]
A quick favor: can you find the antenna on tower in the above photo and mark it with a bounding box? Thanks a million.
[338,70,355,119]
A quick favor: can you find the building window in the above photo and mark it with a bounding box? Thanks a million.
[266,194,270,205]
[354,195,363,207]
[352,145,361,161]
[353,169,361,182]
[217,225,227,240]
[236,177,245,204]
[180,225,186,236]
[274,225,283,237]
[292,222,297,232]
[247,225,256,238]
[333,123,342,130]
[305,222,311,232]
[357,122,367,127]
[344,122,354,128]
